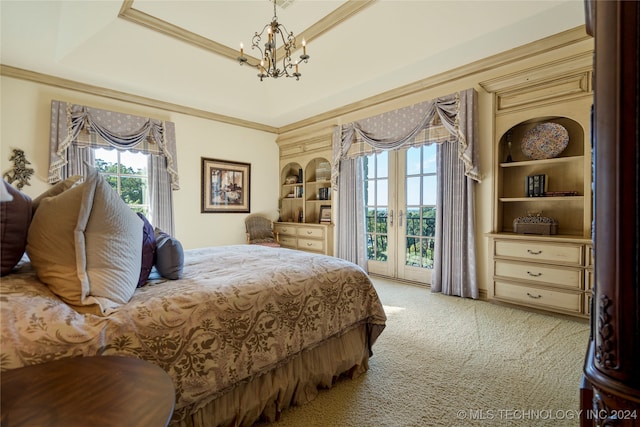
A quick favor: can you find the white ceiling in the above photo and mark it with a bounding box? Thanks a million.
[0,0,587,129]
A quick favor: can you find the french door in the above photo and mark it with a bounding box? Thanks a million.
[364,144,437,284]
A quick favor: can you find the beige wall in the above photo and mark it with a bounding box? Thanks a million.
[0,76,279,250]
[0,27,593,294]
[278,28,593,294]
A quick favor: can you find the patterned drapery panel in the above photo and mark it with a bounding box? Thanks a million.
[48,100,178,234]
[331,88,479,298]
[332,89,480,187]
[48,101,179,189]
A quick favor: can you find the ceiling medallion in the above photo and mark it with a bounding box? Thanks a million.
[237,0,310,81]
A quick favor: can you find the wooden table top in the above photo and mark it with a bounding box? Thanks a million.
[1,356,175,427]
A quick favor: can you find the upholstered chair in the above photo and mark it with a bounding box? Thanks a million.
[244,214,280,247]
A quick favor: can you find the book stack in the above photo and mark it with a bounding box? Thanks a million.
[525,174,548,197]
[544,190,578,197]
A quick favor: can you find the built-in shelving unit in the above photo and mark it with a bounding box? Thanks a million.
[276,127,335,255]
[481,52,593,318]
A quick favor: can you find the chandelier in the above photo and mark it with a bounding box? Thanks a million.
[237,0,309,81]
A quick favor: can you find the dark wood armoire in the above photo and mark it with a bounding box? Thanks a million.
[581,1,640,426]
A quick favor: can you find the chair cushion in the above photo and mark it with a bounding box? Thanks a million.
[245,216,275,241]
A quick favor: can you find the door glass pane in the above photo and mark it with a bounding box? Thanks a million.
[405,237,421,267]
[365,153,389,262]
[376,151,388,178]
[422,207,436,237]
[423,144,437,174]
[406,177,420,205]
[422,238,435,269]
[404,145,437,269]
[376,178,388,205]
[406,146,421,175]
[422,175,437,205]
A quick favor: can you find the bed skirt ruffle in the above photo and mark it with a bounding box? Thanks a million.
[175,323,372,427]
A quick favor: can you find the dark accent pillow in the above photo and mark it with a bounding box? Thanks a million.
[1,181,32,276]
[137,213,156,287]
[154,227,184,280]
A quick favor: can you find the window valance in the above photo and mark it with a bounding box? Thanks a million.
[48,101,179,189]
[332,89,479,186]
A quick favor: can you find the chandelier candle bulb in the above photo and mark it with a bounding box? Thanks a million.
[238,0,309,80]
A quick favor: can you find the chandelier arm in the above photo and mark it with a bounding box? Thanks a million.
[238,0,308,80]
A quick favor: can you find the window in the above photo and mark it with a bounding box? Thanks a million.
[404,145,437,269]
[94,148,149,216]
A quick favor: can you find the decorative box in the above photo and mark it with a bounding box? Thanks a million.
[513,214,558,235]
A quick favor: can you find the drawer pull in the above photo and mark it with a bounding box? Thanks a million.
[306,231,313,234]
[527,249,542,255]
[526,271,542,277]
[306,242,313,246]
[526,292,542,299]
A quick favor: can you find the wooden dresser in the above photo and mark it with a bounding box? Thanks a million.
[274,222,334,256]
[489,234,591,317]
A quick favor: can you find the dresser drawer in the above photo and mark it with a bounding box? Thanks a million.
[495,260,582,289]
[297,227,324,239]
[297,238,325,252]
[274,225,297,236]
[279,235,297,247]
[494,240,583,265]
[494,281,582,313]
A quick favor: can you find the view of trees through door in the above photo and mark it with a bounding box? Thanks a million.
[364,144,437,284]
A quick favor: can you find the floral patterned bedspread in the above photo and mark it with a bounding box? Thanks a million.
[0,245,386,421]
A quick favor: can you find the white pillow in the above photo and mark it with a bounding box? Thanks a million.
[27,168,142,315]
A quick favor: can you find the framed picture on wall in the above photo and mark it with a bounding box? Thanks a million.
[201,157,251,213]
[319,205,332,223]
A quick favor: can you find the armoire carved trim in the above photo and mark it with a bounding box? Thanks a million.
[595,294,617,370]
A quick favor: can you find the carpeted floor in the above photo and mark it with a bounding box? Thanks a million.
[255,277,590,427]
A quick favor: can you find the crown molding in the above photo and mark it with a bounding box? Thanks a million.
[278,25,592,134]
[1,25,591,136]
[118,0,375,68]
[0,64,278,134]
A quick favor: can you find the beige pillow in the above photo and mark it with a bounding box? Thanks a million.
[27,168,142,315]
[31,175,82,212]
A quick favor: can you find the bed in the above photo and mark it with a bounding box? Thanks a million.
[0,244,386,426]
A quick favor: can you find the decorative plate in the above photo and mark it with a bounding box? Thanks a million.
[520,122,569,160]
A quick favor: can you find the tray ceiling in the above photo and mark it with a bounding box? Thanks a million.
[0,1,586,129]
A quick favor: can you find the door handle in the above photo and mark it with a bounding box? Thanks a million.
[399,210,404,227]
[389,210,393,226]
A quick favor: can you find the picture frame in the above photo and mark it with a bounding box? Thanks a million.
[201,157,251,213]
[319,205,332,223]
